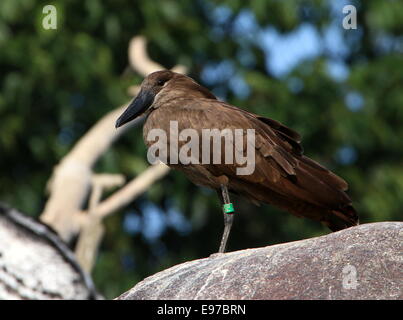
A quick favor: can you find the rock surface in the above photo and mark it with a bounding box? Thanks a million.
[117,222,402,300]
[0,203,98,300]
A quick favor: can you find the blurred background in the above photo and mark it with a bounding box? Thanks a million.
[0,0,402,298]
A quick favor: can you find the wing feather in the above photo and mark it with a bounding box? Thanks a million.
[149,97,357,229]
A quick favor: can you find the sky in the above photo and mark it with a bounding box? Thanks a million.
[201,1,357,99]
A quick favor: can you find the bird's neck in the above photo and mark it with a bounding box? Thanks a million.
[152,88,215,111]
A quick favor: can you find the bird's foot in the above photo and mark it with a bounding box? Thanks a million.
[209,252,226,258]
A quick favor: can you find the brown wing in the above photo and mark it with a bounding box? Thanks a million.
[150,98,358,231]
[211,103,349,196]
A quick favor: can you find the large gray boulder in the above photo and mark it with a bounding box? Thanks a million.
[117,222,402,300]
[0,204,98,300]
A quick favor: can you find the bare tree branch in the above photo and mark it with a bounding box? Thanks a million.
[40,35,186,262]
[93,163,170,219]
[75,174,125,272]
[128,36,187,76]
[40,104,143,240]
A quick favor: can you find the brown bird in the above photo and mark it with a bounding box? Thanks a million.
[116,70,358,253]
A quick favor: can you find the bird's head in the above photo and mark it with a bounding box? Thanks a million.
[115,70,178,128]
[115,70,215,128]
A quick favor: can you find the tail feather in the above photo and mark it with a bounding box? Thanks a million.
[323,205,359,231]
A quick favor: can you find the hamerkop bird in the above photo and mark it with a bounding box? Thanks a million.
[116,70,358,253]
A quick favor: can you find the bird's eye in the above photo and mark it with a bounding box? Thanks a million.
[157,79,167,86]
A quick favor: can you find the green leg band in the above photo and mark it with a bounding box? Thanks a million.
[223,203,234,214]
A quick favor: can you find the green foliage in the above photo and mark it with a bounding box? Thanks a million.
[0,0,402,298]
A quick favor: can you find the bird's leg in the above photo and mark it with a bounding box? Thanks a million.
[217,184,234,253]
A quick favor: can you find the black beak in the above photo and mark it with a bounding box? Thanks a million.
[115,89,155,128]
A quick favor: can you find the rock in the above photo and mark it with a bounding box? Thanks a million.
[117,222,402,300]
[0,203,98,300]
